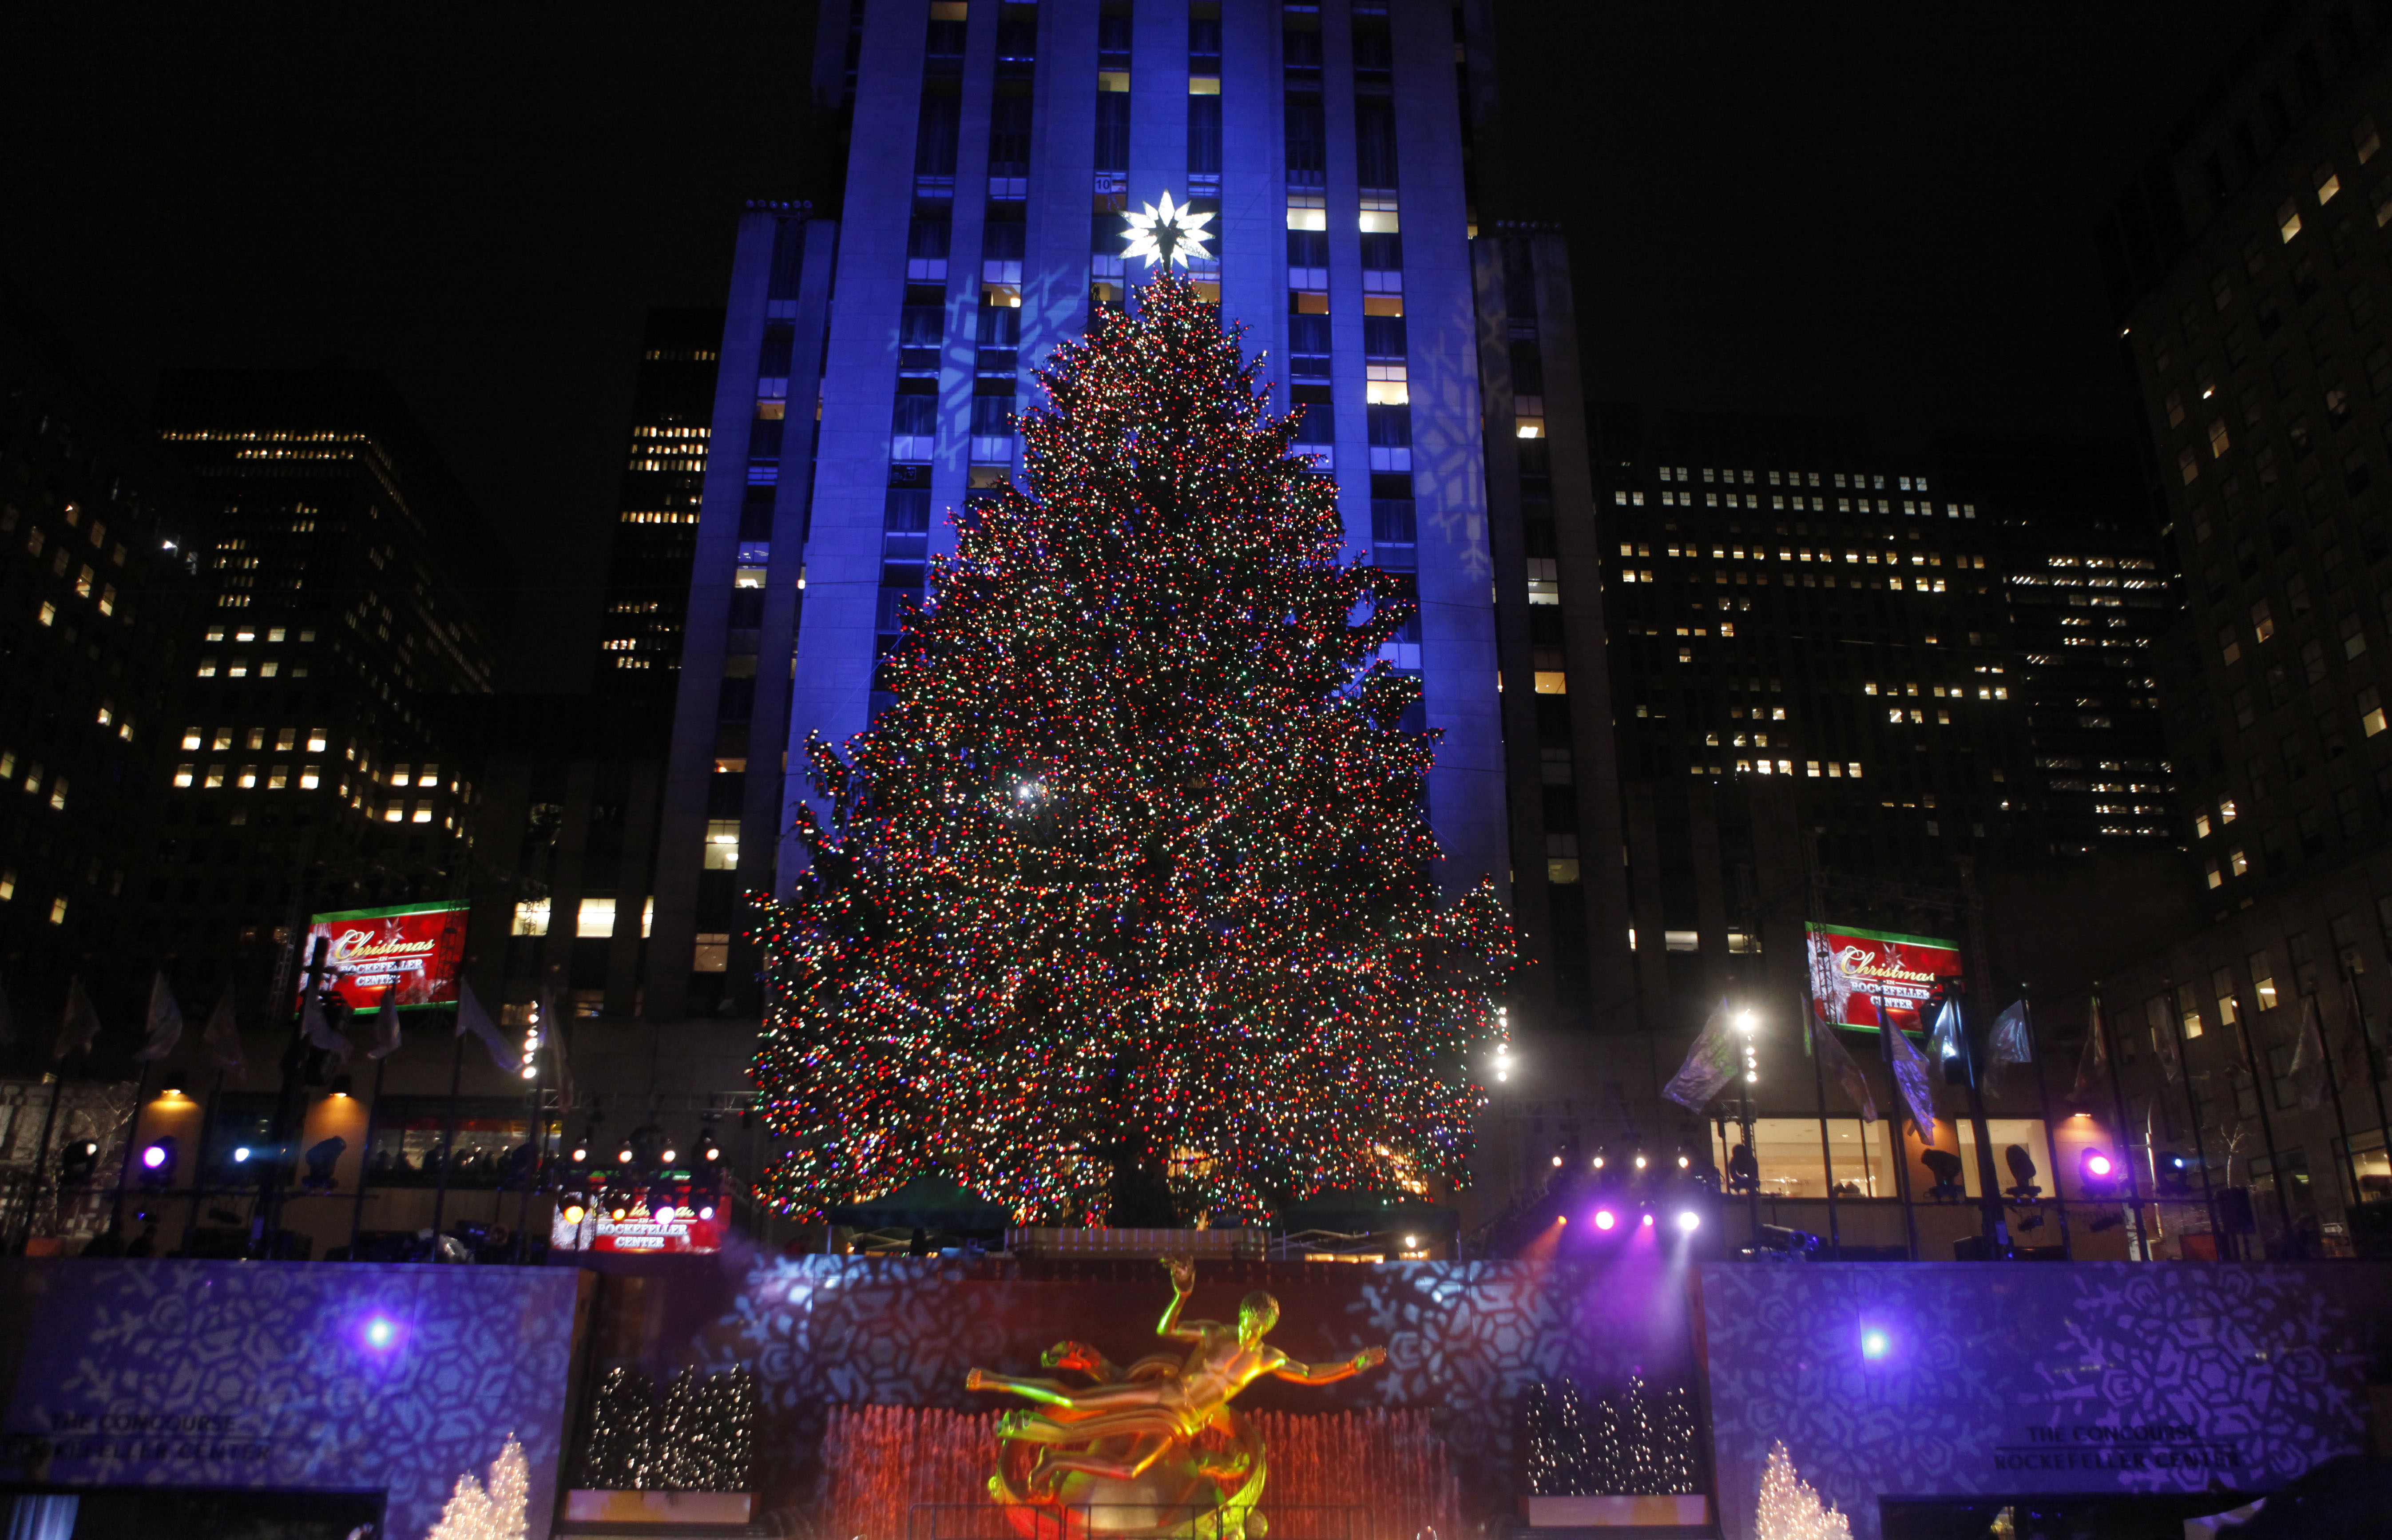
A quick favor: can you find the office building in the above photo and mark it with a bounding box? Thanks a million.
[648,0,1544,1020]
[0,289,214,1042]
[2081,0,2392,1256]
[595,309,724,713]
[149,369,511,1002]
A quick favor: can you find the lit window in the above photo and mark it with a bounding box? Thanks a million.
[2219,798,2237,823]
[418,763,440,786]
[181,727,202,750]
[1533,671,1567,695]
[174,764,195,788]
[36,601,55,626]
[0,869,12,901]
[226,659,247,678]
[2194,812,2212,838]
[705,818,742,869]
[237,765,258,789]
[2363,687,2387,737]
[2279,198,2303,242]
[2229,848,2249,877]
[694,933,731,972]
[267,767,289,790]
[275,729,297,752]
[299,766,320,789]
[307,729,328,752]
[204,765,226,789]
[2249,955,2277,1009]
[411,801,433,823]
[383,804,405,823]
[2316,163,2341,204]
[2207,420,2229,458]
[577,897,617,937]
[512,899,551,937]
[48,778,67,811]
[2205,860,2222,889]
[389,764,411,786]
[48,896,67,925]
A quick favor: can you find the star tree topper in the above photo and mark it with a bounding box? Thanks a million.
[1121,191,1214,268]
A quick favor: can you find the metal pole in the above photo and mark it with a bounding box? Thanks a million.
[106,1059,153,1243]
[2224,987,2295,1254]
[2304,990,2367,1228]
[1951,988,2011,1258]
[348,1052,388,1259]
[20,1053,73,1255]
[260,937,332,1254]
[2343,963,2392,1174]
[1872,988,1920,1262]
[1805,991,1841,1259]
[2165,980,2221,1259]
[185,1068,226,1248]
[2091,989,2151,1260]
[428,1018,465,1254]
[2018,990,2070,1262]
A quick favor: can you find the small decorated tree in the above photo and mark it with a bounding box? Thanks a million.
[1754,1441,1850,1540]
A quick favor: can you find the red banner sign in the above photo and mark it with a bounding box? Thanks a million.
[1807,922,1960,1035]
[551,1205,725,1255]
[299,901,469,1012]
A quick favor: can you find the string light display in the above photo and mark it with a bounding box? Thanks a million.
[1521,1374,1699,1496]
[1754,1440,1852,1540]
[579,1365,759,1492]
[424,1432,529,1540]
[750,271,1515,1225]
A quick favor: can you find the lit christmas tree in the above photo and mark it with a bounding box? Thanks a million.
[424,1433,528,1540]
[753,270,1514,1225]
[1754,1441,1851,1540]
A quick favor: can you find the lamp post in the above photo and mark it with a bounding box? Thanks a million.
[1934,977,2011,1258]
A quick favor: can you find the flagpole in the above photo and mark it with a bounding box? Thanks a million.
[2305,990,2366,1230]
[348,1051,388,1259]
[1872,987,1920,1262]
[428,1014,465,1251]
[2164,978,2222,1261]
[187,1068,225,1247]
[2224,982,2295,1254]
[2018,988,2070,1262]
[108,1058,153,1243]
[2091,988,2150,1260]
[1804,988,1841,1260]
[2344,962,2392,1175]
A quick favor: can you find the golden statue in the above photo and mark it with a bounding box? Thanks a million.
[967,1256,1387,1538]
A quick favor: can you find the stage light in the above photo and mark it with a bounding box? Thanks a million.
[1633,1153,1648,1170]
[1402,1233,1419,1249]
[1640,1212,1655,1228]
[1591,1154,1605,1170]
[1861,1328,1889,1361]
[1727,1142,1759,1194]
[138,1136,177,1187]
[1920,1147,1966,1202]
[1674,1209,1701,1233]
[699,1126,722,1162]
[618,1146,635,1164]
[610,1202,629,1222]
[2003,1143,2041,1200]
[659,1147,677,1165]
[2083,1150,2114,1178]
[233,1146,252,1163]
[698,1204,715,1220]
[1593,1208,1618,1231]
[561,1201,587,1225]
[303,1137,345,1191]
[59,1139,101,1187]
[1551,1153,1563,1167]
[1677,1154,1690,1169]
[363,1315,399,1351]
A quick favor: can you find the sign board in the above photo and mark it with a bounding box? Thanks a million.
[1806,921,1960,1035]
[551,1203,725,1255]
[299,901,469,1013]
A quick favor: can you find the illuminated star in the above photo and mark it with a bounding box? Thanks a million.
[1121,191,1214,269]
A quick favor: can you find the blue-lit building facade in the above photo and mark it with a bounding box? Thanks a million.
[647,0,1631,1029]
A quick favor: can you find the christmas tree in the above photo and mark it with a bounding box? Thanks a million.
[1754,1441,1850,1540]
[425,1433,528,1540]
[753,270,1514,1225]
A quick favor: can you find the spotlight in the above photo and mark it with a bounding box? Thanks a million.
[2002,1143,2041,1201]
[1551,1154,1563,1167]
[699,1126,722,1162]
[363,1315,399,1351]
[1592,1154,1606,1170]
[1674,1209,1701,1233]
[1677,1153,1690,1169]
[610,1202,629,1222]
[659,1147,677,1165]
[2156,1153,2196,1196]
[1633,1153,1649,1171]
[2081,1149,2115,1180]
[1861,1328,1889,1361]
[698,1204,716,1220]
[1640,1212,1655,1228]
[329,1074,353,1098]
[233,1146,252,1164]
[561,1201,587,1225]
[1593,1207,1618,1231]
[1920,1148,1966,1203]
[1402,1233,1419,1249]
[1726,1142,1759,1194]
[138,1136,177,1187]
[58,1139,101,1187]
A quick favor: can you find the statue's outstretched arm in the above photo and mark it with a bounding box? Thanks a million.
[1157,1255,1210,1342]
[1269,1345,1387,1385]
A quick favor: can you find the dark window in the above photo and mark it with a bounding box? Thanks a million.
[1285,95,1326,186]
[915,91,961,177]
[989,91,1033,175]
[1288,229,1329,268]
[1355,98,1399,189]
[1366,404,1411,447]
[976,298,1020,347]
[758,325,795,376]
[1282,25,1323,75]
[1362,314,1406,359]
[892,395,937,436]
[1094,92,1131,171]
[1289,314,1332,357]
[907,218,951,262]
[1510,341,1547,397]
[1359,232,1402,270]
[1188,94,1222,176]
[1352,20,1392,77]
[969,395,1016,437]
[900,298,944,348]
[1291,385,1333,444]
[982,218,1026,262]
[1189,14,1222,65]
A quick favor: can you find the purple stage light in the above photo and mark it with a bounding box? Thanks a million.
[1593,1208,1618,1231]
[140,1144,167,1170]
[1640,1212,1655,1228]
[1861,1327,1889,1360]
[1674,1209,1701,1233]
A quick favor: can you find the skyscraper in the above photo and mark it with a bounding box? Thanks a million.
[595,309,724,712]
[648,0,1540,1021]
[150,369,510,1001]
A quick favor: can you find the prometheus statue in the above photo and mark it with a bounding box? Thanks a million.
[966,1256,1387,1538]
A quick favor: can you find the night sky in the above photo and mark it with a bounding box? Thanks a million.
[2,3,2258,691]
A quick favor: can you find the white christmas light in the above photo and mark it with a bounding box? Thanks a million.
[424,1432,529,1540]
[1754,1440,1850,1539]
[1120,191,1214,269]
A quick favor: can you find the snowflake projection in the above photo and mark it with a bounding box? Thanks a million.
[1,1262,576,1540]
[1702,1263,2378,1540]
[1119,191,1214,268]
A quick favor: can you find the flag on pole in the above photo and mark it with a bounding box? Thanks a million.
[200,984,246,1076]
[366,987,403,1060]
[301,989,353,1072]
[1882,1012,1937,1141]
[456,980,520,1073]
[2287,995,2329,1111]
[2148,999,2182,1083]
[1661,1000,1741,1111]
[1928,998,1964,1065]
[1809,1005,1877,1123]
[52,976,102,1060]
[2069,995,2109,1107]
[134,972,185,1062]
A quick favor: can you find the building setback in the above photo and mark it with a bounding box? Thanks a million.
[595,308,724,713]
[646,0,1571,1024]
[149,370,511,1008]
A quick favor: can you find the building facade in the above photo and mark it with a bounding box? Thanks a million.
[648,0,1555,1023]
[147,370,511,1012]
[594,308,724,712]
[0,290,214,1047]
[2082,0,2392,1257]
